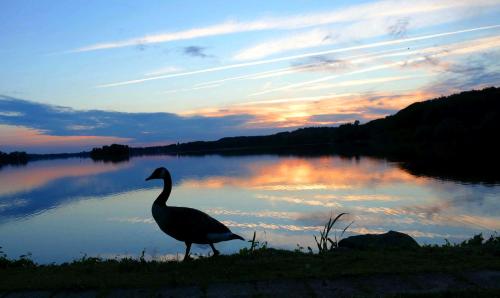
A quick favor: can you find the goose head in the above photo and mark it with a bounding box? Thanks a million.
[145,167,171,181]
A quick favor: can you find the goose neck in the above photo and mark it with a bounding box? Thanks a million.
[155,176,172,205]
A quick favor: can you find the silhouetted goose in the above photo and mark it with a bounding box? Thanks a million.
[146,167,244,261]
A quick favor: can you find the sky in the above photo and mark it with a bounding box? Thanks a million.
[1,0,499,153]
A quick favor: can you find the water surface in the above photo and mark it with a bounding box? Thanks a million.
[0,154,498,263]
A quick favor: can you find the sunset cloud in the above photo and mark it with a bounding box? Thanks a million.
[0,87,444,152]
[0,96,273,152]
[0,124,130,153]
[179,89,436,129]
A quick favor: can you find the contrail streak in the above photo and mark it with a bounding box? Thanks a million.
[95,24,500,88]
[193,46,408,88]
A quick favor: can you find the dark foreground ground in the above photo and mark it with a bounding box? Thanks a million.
[1,235,500,297]
[2,271,499,297]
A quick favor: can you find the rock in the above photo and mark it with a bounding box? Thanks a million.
[338,231,419,250]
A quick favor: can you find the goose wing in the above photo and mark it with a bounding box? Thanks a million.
[167,206,231,243]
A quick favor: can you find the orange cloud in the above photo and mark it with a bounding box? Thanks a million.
[181,89,436,128]
[0,125,131,149]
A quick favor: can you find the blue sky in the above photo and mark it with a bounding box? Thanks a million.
[1,0,499,152]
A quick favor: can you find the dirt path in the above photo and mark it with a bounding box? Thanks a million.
[2,270,499,297]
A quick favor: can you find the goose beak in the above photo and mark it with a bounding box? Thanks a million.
[145,175,154,181]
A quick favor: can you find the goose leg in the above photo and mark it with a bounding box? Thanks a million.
[209,243,220,256]
[183,242,192,261]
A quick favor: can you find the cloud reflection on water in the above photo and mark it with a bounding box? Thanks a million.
[0,159,129,196]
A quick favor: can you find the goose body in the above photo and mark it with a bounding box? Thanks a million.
[151,205,237,244]
[146,167,244,260]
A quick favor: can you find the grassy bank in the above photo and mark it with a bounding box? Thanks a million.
[1,234,499,292]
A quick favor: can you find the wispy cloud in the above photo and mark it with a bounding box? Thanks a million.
[160,83,222,94]
[251,34,500,96]
[144,66,181,76]
[183,46,211,58]
[95,24,500,88]
[248,61,419,96]
[234,28,332,61]
[71,0,498,53]
[0,199,28,212]
[0,111,24,117]
[233,1,499,60]
[388,17,411,38]
[290,75,427,92]
[72,22,246,53]
[192,67,292,87]
[290,55,349,73]
[425,52,500,94]
[192,47,407,88]
[238,93,355,106]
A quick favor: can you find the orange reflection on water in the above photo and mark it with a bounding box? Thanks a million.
[181,156,423,191]
[0,160,129,196]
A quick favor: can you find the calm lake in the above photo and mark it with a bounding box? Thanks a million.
[0,154,498,263]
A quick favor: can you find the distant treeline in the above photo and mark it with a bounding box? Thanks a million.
[2,87,499,165]
[0,151,90,167]
[0,151,28,166]
[90,144,130,162]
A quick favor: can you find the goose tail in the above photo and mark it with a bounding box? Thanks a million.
[230,233,245,241]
